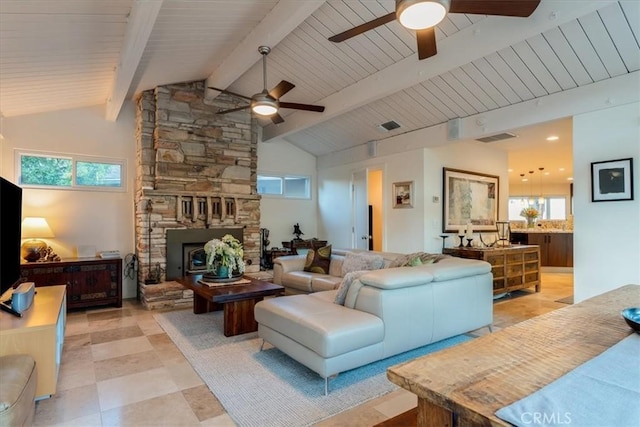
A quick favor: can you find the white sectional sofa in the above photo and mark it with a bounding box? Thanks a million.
[255,254,493,394]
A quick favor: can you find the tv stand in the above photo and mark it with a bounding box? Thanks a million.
[0,286,66,398]
[0,299,22,317]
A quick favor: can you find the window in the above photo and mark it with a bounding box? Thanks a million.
[257,174,310,199]
[508,196,567,220]
[17,151,125,191]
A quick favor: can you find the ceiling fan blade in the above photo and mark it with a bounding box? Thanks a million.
[216,105,250,115]
[269,80,295,99]
[271,113,285,124]
[207,86,252,101]
[416,27,437,60]
[279,102,325,113]
[329,12,396,43]
[449,0,540,17]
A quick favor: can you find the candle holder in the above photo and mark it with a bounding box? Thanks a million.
[458,234,465,247]
[439,235,449,250]
[466,238,473,248]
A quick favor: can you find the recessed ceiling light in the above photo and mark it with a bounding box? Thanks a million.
[567,177,573,181]
[508,168,513,172]
[546,135,559,141]
[544,172,550,175]
[522,178,528,182]
[559,167,565,171]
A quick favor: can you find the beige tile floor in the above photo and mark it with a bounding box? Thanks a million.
[34,272,573,426]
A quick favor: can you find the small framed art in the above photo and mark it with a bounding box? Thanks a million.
[392,181,413,208]
[591,158,634,202]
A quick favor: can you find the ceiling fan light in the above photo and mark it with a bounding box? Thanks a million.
[396,0,449,30]
[251,93,278,116]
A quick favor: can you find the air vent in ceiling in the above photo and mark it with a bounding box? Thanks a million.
[476,132,518,143]
[378,120,401,132]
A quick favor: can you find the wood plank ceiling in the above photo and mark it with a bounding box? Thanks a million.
[1,0,638,178]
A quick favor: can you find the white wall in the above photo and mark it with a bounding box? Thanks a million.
[257,140,318,249]
[573,102,640,302]
[317,140,508,253]
[0,103,138,298]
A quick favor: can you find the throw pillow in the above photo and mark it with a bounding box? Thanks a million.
[341,252,385,276]
[388,252,446,268]
[303,244,332,274]
[408,256,423,267]
[334,270,367,305]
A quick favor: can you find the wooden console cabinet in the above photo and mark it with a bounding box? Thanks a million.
[0,286,66,398]
[443,245,541,295]
[20,258,122,309]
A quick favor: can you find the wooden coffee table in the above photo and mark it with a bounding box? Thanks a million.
[176,275,284,337]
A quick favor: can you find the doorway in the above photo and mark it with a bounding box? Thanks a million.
[351,167,384,251]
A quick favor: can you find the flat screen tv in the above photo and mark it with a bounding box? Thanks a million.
[0,177,23,299]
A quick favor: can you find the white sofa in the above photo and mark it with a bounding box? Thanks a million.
[255,255,493,394]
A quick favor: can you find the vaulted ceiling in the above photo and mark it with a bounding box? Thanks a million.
[1,0,638,185]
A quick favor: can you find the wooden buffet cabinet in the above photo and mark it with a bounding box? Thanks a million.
[443,245,541,295]
[20,257,122,309]
[0,286,66,398]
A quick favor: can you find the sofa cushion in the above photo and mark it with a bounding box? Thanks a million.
[255,295,384,358]
[310,275,343,292]
[303,245,332,274]
[341,252,385,276]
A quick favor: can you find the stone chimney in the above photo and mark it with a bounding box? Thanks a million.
[134,80,259,309]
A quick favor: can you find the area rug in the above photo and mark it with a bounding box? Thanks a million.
[154,309,471,427]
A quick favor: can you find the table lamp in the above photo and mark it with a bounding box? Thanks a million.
[21,217,55,262]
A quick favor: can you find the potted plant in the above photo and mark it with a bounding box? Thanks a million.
[520,207,539,228]
[203,234,245,279]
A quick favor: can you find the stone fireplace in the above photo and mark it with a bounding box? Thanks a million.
[135,80,259,310]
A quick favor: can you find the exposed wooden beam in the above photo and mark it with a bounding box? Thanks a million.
[262,0,616,142]
[106,0,163,121]
[204,0,326,101]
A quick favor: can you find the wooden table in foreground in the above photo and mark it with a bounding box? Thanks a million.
[386,284,640,427]
[176,275,284,337]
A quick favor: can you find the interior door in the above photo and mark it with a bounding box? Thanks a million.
[352,170,369,250]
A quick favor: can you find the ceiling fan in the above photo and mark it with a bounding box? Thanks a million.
[329,0,541,60]
[209,46,325,124]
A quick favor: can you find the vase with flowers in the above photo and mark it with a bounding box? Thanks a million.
[203,234,245,280]
[520,207,539,228]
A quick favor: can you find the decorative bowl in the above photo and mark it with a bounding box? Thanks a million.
[621,307,640,333]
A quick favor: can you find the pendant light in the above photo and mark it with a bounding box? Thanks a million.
[538,167,545,205]
[528,170,535,205]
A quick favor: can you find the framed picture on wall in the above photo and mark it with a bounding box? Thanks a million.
[591,158,634,202]
[392,181,413,208]
[442,168,499,233]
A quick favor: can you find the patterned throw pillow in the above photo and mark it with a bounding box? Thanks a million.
[341,252,385,276]
[388,252,447,268]
[303,245,332,274]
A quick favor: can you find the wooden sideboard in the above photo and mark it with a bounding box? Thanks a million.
[20,258,122,309]
[443,245,541,295]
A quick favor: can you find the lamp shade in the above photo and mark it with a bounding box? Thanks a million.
[396,0,450,30]
[21,217,55,239]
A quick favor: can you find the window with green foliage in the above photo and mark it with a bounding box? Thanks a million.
[17,152,125,191]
